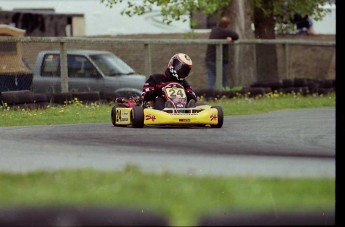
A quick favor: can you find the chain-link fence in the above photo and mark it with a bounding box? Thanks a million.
[0,36,335,94]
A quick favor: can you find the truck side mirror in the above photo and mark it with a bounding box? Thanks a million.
[90,71,102,78]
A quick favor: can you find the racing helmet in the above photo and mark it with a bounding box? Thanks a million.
[167,53,192,81]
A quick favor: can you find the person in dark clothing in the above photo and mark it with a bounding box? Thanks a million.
[205,16,239,89]
[141,53,197,110]
[292,13,315,35]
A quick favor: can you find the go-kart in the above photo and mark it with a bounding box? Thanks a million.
[111,82,223,128]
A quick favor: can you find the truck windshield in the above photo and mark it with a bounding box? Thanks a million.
[90,54,136,76]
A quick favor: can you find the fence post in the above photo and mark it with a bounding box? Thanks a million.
[215,43,223,89]
[283,43,289,79]
[59,41,68,93]
[144,43,152,77]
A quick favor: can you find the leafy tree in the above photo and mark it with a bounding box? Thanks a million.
[100,0,230,27]
[100,0,334,84]
[247,0,334,81]
[100,0,334,36]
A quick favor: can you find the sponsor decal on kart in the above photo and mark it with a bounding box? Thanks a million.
[179,119,191,122]
[210,114,217,121]
[169,113,198,115]
[145,114,156,121]
[116,110,122,122]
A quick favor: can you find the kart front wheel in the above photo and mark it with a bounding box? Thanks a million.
[131,106,144,128]
[111,104,127,127]
[111,105,117,126]
[210,106,223,128]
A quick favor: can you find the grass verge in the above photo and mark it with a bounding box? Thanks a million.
[0,92,335,126]
[0,167,335,226]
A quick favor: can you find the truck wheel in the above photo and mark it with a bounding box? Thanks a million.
[131,106,144,128]
[210,106,223,128]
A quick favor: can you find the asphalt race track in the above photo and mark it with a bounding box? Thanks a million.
[0,107,335,178]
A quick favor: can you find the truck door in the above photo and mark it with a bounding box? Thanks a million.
[67,55,103,92]
[37,53,61,93]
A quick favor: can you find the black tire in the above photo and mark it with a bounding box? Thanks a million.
[222,90,236,99]
[0,90,34,105]
[111,105,117,126]
[33,93,48,103]
[282,79,294,88]
[33,93,49,109]
[51,93,73,104]
[101,91,118,102]
[197,211,334,226]
[294,78,308,87]
[131,106,144,128]
[0,207,169,227]
[72,91,100,103]
[111,104,127,127]
[210,106,223,128]
[241,87,265,97]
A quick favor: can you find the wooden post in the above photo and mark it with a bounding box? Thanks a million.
[144,43,152,77]
[283,43,289,79]
[215,44,223,89]
[59,41,68,93]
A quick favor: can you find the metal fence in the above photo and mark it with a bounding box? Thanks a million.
[0,36,335,93]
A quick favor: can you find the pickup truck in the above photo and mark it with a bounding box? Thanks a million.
[31,50,146,97]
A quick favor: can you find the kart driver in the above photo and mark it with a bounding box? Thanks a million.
[141,53,197,110]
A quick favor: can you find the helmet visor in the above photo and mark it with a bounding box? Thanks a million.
[175,62,191,78]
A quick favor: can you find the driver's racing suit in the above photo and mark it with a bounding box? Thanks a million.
[141,68,197,109]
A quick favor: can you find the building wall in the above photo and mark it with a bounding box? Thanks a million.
[0,10,85,36]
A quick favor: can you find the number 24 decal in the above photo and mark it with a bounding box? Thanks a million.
[166,88,185,97]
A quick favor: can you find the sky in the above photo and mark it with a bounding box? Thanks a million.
[0,0,336,36]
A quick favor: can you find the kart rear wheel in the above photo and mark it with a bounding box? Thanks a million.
[131,106,144,128]
[210,106,223,128]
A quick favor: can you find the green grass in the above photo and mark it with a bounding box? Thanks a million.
[204,91,335,115]
[0,168,335,226]
[0,92,335,126]
[0,93,336,225]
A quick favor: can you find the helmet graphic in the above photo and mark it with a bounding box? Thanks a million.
[167,53,192,81]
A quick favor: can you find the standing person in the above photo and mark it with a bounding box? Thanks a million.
[292,13,316,35]
[205,16,239,89]
[141,53,197,110]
